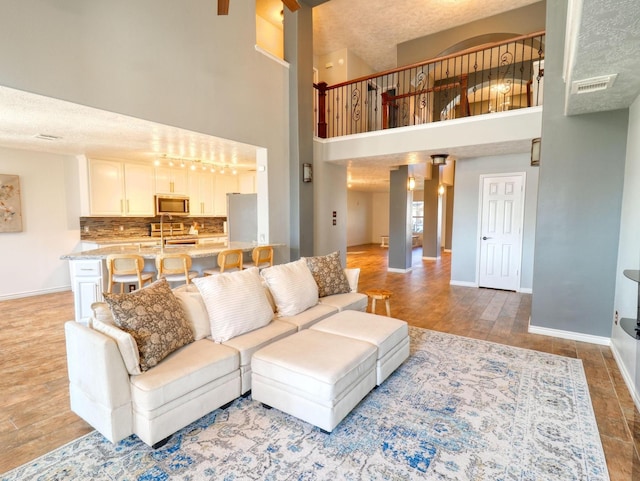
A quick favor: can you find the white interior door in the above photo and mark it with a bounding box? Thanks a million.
[478,174,525,291]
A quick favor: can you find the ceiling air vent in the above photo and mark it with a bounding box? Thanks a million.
[34,133,62,141]
[570,74,617,94]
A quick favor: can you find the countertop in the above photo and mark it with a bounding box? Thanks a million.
[61,241,259,260]
[80,233,228,246]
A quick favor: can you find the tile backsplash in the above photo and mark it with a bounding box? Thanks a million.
[80,216,226,241]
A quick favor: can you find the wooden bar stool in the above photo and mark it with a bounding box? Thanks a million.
[246,245,274,269]
[203,249,243,276]
[106,254,153,293]
[365,289,393,317]
[155,253,198,285]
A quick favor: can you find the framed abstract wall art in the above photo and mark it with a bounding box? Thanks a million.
[0,174,23,233]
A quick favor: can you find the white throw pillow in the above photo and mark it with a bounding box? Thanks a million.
[173,290,212,340]
[260,259,319,317]
[192,267,274,343]
[92,318,142,376]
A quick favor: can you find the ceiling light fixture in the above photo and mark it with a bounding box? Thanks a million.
[431,154,449,165]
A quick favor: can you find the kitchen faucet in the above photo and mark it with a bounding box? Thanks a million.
[159,213,172,254]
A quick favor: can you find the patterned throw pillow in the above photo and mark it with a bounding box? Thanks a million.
[303,251,352,298]
[103,278,194,372]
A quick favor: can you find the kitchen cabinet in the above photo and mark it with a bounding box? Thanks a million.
[155,166,189,195]
[70,259,106,324]
[214,174,239,216]
[188,171,215,216]
[89,159,155,216]
[238,172,256,194]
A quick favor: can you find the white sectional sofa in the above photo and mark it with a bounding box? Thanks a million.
[65,254,368,448]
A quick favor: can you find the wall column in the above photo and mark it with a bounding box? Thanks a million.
[285,3,314,258]
[388,165,413,272]
[423,163,442,259]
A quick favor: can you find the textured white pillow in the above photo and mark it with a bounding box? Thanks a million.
[260,259,319,317]
[173,290,212,340]
[192,267,274,343]
[92,318,142,375]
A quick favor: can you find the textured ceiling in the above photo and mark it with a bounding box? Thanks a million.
[0,86,258,170]
[313,0,541,72]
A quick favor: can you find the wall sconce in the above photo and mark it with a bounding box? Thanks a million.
[531,138,541,166]
[408,176,416,191]
[431,153,449,165]
[438,184,445,196]
[303,163,313,183]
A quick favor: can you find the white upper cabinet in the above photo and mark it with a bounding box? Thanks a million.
[213,174,239,216]
[188,171,215,216]
[238,172,256,194]
[124,163,155,215]
[155,166,189,195]
[89,159,154,216]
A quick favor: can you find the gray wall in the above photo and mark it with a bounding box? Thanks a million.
[0,0,291,260]
[450,153,539,290]
[397,1,546,65]
[530,0,628,337]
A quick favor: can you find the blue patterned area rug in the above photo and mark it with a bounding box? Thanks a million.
[3,327,609,481]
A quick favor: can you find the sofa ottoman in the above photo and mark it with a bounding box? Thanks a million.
[309,310,410,385]
[251,329,377,432]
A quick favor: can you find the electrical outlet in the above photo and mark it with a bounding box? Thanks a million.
[614,310,619,325]
[119,225,124,232]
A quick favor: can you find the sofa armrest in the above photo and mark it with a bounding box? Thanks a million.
[65,321,132,442]
[344,268,361,292]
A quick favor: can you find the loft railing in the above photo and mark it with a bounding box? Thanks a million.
[314,31,545,139]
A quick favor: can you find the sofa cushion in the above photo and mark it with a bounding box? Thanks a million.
[277,303,338,331]
[303,251,351,298]
[192,267,274,343]
[91,317,142,375]
[260,259,318,317]
[222,320,297,367]
[103,278,194,372]
[319,292,368,312]
[173,289,211,340]
[130,339,239,412]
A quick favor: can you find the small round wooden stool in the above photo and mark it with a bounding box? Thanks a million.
[365,289,393,317]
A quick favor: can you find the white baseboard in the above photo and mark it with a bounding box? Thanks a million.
[0,285,70,302]
[449,280,478,288]
[387,267,413,273]
[528,324,611,346]
[422,256,440,260]
[610,342,640,413]
[443,249,452,253]
[518,287,533,294]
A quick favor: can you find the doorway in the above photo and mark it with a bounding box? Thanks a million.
[478,173,525,291]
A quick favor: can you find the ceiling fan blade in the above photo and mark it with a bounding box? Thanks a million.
[217,0,229,15]
[281,0,301,12]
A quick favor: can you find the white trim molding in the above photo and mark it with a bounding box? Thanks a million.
[518,287,533,294]
[422,256,440,261]
[528,323,611,346]
[0,285,70,302]
[610,342,640,413]
[449,280,478,288]
[388,267,413,274]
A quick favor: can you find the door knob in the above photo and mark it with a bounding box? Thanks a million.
[482,236,492,240]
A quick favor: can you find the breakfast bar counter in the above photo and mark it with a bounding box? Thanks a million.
[60,241,257,261]
[61,241,275,323]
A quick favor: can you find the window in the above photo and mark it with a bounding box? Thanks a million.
[412,201,424,233]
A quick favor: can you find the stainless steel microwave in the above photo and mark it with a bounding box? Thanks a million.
[155,195,190,216]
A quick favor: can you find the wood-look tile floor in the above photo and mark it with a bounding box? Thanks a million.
[1,244,639,479]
